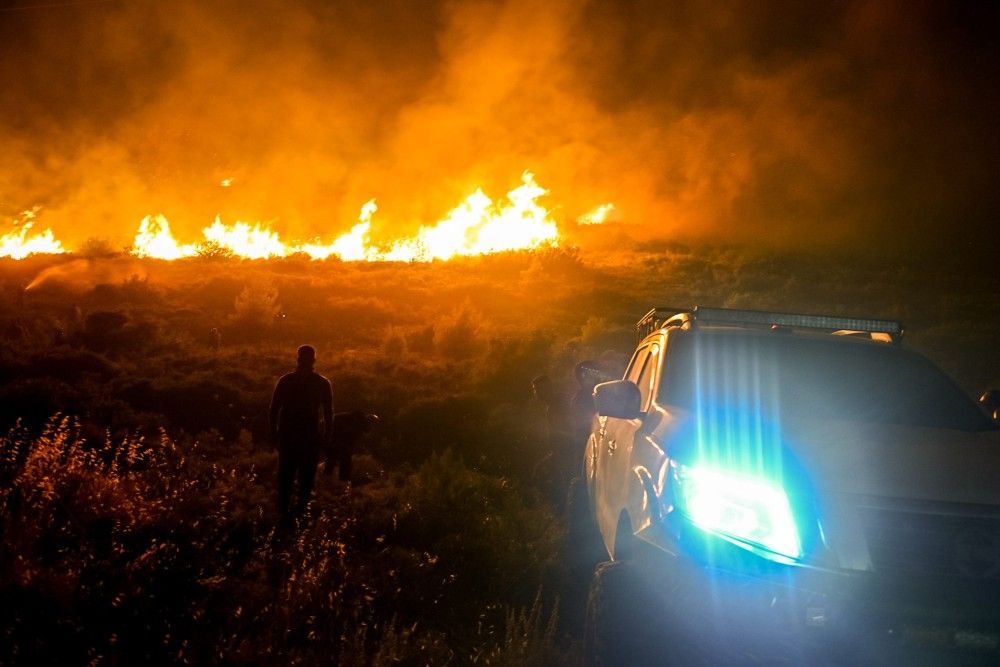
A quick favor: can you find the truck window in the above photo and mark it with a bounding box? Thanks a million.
[636,343,661,410]
[625,346,650,384]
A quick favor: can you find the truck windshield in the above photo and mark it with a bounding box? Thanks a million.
[660,332,993,432]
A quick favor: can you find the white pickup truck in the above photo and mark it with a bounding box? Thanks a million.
[583,306,1000,665]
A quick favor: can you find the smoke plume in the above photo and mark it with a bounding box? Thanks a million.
[1,0,997,258]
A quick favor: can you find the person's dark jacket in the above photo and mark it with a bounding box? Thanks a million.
[269,369,333,449]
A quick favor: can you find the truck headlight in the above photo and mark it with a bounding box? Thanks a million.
[676,464,801,560]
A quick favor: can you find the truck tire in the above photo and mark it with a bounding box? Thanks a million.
[585,552,726,667]
[583,559,665,667]
[565,476,605,580]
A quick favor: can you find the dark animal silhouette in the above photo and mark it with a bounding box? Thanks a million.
[323,410,379,482]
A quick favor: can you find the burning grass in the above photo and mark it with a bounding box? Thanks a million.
[2,172,615,263]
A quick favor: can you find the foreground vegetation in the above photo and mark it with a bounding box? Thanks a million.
[1,421,565,664]
[1,245,997,663]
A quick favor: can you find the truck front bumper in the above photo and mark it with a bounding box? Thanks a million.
[644,520,1000,662]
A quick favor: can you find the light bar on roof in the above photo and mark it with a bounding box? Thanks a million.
[694,306,903,337]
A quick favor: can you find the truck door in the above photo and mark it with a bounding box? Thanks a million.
[595,341,660,547]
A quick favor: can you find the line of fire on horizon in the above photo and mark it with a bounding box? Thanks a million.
[1,173,614,262]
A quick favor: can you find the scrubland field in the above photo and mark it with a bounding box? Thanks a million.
[1,245,998,664]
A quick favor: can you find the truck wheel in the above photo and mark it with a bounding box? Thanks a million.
[565,477,604,571]
[585,553,724,667]
[583,559,665,667]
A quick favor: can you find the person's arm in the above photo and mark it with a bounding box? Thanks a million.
[268,377,285,445]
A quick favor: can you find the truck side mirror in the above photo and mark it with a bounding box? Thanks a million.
[594,380,642,420]
[979,390,1000,423]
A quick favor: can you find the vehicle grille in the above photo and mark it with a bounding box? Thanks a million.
[861,507,1000,580]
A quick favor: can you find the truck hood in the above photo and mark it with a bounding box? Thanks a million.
[783,420,1000,506]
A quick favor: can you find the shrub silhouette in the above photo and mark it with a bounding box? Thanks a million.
[434,307,482,359]
[227,282,281,341]
[0,379,81,433]
[76,237,122,259]
[27,349,117,382]
[83,310,127,339]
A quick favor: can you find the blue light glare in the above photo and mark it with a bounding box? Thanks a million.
[666,330,818,562]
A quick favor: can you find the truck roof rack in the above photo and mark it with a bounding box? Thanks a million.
[636,306,903,343]
[636,306,691,339]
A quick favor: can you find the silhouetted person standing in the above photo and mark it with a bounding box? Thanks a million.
[269,345,333,519]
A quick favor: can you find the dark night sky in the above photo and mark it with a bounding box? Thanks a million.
[1,0,998,259]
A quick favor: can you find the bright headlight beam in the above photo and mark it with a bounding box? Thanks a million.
[678,464,801,560]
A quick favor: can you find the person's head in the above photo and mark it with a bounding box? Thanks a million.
[296,344,316,370]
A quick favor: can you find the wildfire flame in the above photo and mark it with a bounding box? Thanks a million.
[296,199,378,261]
[132,171,561,261]
[0,221,65,259]
[578,203,614,225]
[132,215,197,259]
[202,218,288,259]
[380,172,557,261]
[10,173,610,262]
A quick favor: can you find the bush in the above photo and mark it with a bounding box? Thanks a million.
[27,349,118,382]
[0,378,82,433]
[378,451,561,626]
[392,394,491,464]
[115,377,246,438]
[84,310,128,339]
[78,311,160,353]
[434,307,483,359]
[227,282,281,341]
